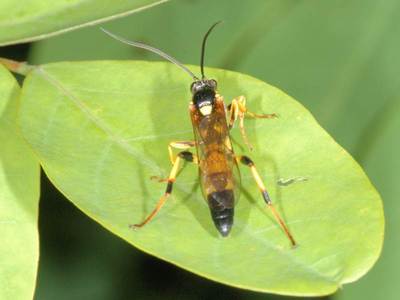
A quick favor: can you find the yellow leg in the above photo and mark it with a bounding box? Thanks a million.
[131,151,196,228]
[150,141,196,182]
[228,96,277,151]
[237,155,296,247]
[168,141,196,164]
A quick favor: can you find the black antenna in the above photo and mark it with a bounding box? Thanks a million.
[101,28,199,80]
[200,21,222,79]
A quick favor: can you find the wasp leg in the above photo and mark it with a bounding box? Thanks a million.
[168,141,196,164]
[131,151,196,229]
[228,96,277,151]
[150,141,196,182]
[237,155,296,247]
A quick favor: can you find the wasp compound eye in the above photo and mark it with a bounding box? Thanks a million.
[209,79,217,89]
[190,81,196,93]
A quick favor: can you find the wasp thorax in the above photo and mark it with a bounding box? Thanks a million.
[191,79,217,116]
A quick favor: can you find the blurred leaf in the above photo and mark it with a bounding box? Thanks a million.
[237,0,400,152]
[0,66,40,299]
[18,61,383,296]
[0,0,169,46]
[334,100,400,300]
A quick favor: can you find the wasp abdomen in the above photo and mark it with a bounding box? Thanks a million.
[207,189,234,237]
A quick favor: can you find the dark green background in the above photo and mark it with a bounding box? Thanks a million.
[1,0,397,299]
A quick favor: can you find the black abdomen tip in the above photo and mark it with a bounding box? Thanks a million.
[207,190,235,237]
[213,212,233,237]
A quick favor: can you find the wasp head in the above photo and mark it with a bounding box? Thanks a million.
[190,79,217,116]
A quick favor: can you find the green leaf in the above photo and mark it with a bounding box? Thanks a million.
[334,101,400,300]
[0,66,40,299]
[17,61,383,296]
[0,0,169,46]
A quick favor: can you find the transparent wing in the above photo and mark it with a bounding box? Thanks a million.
[190,100,241,205]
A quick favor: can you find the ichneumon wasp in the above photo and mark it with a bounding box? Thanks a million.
[102,22,296,246]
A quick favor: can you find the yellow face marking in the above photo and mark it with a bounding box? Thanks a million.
[199,105,212,116]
